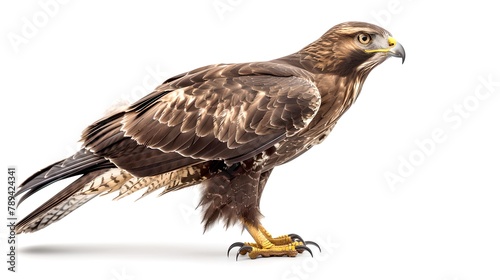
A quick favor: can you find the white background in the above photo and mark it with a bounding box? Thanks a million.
[1,1,499,280]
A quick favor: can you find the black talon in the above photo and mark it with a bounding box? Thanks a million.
[227,242,245,257]
[236,246,253,261]
[296,245,313,257]
[288,233,305,243]
[305,241,321,252]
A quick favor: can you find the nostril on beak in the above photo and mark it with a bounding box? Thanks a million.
[387,37,397,47]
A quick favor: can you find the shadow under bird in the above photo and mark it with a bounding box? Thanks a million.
[16,21,405,259]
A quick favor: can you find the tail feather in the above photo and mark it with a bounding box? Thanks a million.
[15,142,218,234]
[16,149,114,204]
[15,168,132,234]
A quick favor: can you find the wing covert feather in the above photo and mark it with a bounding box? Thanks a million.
[121,74,320,163]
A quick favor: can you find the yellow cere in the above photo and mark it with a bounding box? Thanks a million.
[365,36,397,53]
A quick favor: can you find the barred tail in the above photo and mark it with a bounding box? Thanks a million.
[15,168,130,233]
[15,156,214,234]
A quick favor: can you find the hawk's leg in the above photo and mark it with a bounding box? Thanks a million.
[258,225,304,246]
[227,220,320,259]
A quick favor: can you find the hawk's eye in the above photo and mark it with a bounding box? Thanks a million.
[357,33,372,45]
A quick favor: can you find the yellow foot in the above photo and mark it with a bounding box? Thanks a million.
[227,222,321,260]
[228,241,314,259]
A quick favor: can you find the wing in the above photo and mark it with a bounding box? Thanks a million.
[83,62,321,173]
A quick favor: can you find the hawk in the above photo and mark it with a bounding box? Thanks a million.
[16,21,405,259]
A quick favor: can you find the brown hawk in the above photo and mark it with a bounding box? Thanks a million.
[16,21,405,259]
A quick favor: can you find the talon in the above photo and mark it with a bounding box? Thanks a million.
[288,233,305,243]
[305,241,321,252]
[227,242,245,257]
[296,245,313,257]
[233,223,321,259]
[236,246,253,261]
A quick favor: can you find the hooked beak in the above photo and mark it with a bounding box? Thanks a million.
[365,36,406,64]
[388,39,406,64]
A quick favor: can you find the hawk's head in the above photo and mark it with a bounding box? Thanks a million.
[301,21,405,76]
